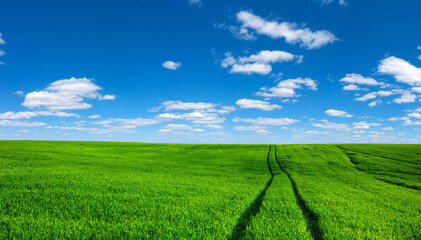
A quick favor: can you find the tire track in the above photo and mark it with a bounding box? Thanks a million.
[229,145,274,240]
[336,146,421,168]
[274,145,324,240]
[339,147,420,190]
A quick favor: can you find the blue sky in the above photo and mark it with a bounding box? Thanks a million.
[0,0,421,143]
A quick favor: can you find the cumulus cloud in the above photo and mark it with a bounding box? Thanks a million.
[340,73,382,86]
[312,121,352,131]
[165,124,194,130]
[234,11,337,49]
[214,23,256,41]
[368,100,382,107]
[157,111,225,124]
[230,63,272,75]
[13,91,24,96]
[343,84,364,91]
[317,0,348,6]
[234,125,272,134]
[325,109,353,118]
[355,90,402,104]
[236,99,282,111]
[188,0,202,6]
[0,33,5,45]
[0,111,78,119]
[88,115,101,119]
[393,91,417,104]
[22,77,114,111]
[378,56,421,86]
[355,92,380,102]
[0,33,5,65]
[148,100,234,126]
[412,87,421,93]
[162,61,181,70]
[233,117,299,126]
[353,121,381,129]
[205,124,223,129]
[221,50,301,75]
[0,120,46,127]
[161,124,204,133]
[256,78,317,98]
[101,95,116,100]
[151,100,235,116]
[160,100,217,111]
[408,112,421,119]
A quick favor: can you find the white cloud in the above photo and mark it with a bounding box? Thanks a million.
[234,125,272,135]
[101,95,116,100]
[305,130,330,135]
[393,91,417,104]
[238,50,296,63]
[231,63,272,75]
[411,87,421,93]
[160,100,217,111]
[318,0,348,6]
[235,11,337,49]
[388,116,409,122]
[340,73,382,86]
[353,121,381,129]
[381,127,394,131]
[0,111,78,119]
[214,23,256,41]
[0,120,46,127]
[233,117,299,126]
[221,50,301,75]
[157,111,225,124]
[13,91,24,96]
[378,56,421,86]
[188,0,202,6]
[158,129,171,133]
[151,101,234,122]
[408,112,421,119]
[0,33,5,44]
[205,124,223,129]
[368,100,382,107]
[22,77,113,111]
[165,124,193,130]
[217,106,236,114]
[312,121,352,131]
[343,84,364,91]
[256,78,317,98]
[162,61,181,70]
[236,99,282,111]
[159,124,205,134]
[355,93,377,101]
[234,125,266,131]
[88,115,101,119]
[325,109,353,118]
[356,90,401,102]
[0,33,5,65]
[93,117,163,132]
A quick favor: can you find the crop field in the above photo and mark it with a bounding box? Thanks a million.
[0,141,420,239]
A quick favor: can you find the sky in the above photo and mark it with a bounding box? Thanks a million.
[0,0,421,143]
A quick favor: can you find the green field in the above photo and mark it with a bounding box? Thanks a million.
[0,141,420,239]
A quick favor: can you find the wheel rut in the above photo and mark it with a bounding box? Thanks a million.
[229,145,323,240]
[228,145,274,240]
[274,145,324,240]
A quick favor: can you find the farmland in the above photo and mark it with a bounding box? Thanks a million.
[0,141,420,239]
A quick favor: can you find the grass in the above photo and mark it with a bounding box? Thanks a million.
[0,141,420,239]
